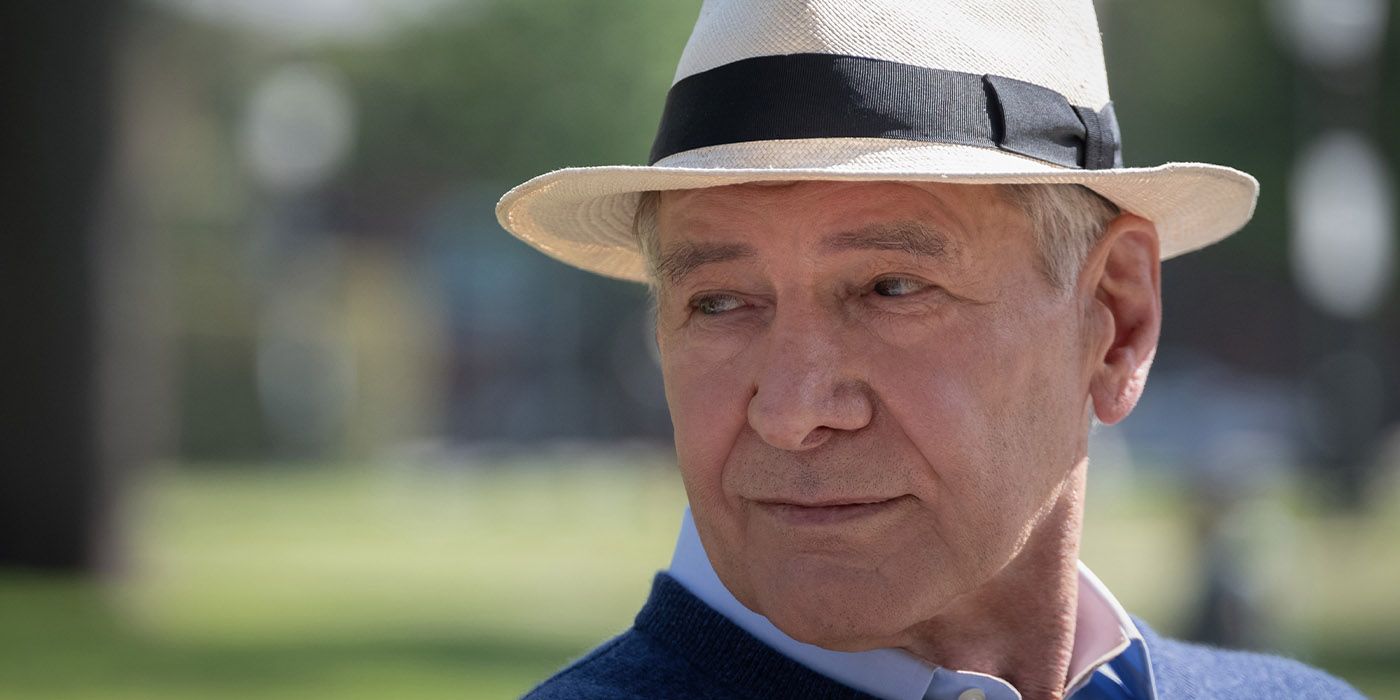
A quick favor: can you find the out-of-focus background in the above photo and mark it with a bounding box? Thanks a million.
[3,0,1399,698]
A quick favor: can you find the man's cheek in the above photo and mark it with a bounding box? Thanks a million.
[669,386,749,507]
[668,350,753,430]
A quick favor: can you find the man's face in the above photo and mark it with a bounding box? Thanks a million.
[653,181,1102,649]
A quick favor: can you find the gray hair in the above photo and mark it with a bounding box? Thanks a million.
[632,184,1120,291]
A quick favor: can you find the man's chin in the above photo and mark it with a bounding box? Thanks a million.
[761,597,896,651]
[746,569,914,651]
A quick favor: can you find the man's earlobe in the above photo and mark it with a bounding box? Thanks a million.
[1083,213,1162,425]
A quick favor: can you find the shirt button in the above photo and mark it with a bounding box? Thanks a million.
[957,690,986,700]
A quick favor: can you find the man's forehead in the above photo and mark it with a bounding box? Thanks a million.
[656,180,1011,233]
[654,219,964,287]
[652,180,1015,273]
[648,182,1014,290]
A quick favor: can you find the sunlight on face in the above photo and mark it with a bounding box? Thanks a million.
[653,181,1098,650]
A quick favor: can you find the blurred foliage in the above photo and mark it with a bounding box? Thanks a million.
[1101,0,1298,273]
[123,1,704,459]
[336,0,699,186]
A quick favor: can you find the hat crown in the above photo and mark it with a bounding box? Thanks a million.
[675,0,1111,108]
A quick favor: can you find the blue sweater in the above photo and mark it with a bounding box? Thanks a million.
[523,573,1365,699]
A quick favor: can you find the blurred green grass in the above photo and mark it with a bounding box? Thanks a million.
[1,460,1397,699]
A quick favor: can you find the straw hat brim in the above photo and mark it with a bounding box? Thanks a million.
[496,138,1259,283]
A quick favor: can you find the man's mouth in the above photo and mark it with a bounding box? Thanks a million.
[753,495,911,526]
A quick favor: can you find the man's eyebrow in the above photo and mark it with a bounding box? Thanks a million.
[820,221,959,261]
[656,241,757,286]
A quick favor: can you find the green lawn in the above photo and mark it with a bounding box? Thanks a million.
[1,460,1397,699]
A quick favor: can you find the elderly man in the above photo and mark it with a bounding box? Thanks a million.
[496,1,1364,699]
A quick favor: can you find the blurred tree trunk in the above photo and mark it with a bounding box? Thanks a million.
[0,1,124,571]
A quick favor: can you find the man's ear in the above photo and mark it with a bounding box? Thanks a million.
[1079,213,1162,426]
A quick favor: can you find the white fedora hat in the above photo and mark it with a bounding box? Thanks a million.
[496,0,1260,283]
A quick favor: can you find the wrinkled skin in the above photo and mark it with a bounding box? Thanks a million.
[652,180,1160,696]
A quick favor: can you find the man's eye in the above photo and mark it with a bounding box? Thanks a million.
[871,277,927,297]
[693,294,744,315]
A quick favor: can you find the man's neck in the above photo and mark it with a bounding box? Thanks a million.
[901,459,1087,700]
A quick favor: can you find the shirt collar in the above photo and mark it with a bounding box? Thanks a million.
[666,508,1156,700]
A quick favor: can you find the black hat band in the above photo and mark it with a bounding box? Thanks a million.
[649,53,1122,170]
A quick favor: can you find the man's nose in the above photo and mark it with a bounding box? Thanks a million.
[746,309,874,451]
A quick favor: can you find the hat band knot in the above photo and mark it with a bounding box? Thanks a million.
[649,53,1122,170]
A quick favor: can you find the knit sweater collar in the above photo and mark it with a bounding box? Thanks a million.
[635,572,879,699]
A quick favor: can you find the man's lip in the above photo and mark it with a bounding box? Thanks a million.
[751,495,911,525]
[754,497,899,508]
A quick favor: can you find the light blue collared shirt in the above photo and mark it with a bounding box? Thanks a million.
[667,509,1157,700]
